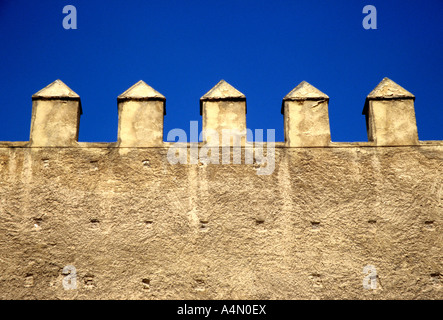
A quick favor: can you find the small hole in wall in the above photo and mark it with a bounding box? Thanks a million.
[83,274,95,288]
[33,218,43,229]
[89,218,100,228]
[309,273,322,288]
[142,160,150,168]
[253,157,265,169]
[311,221,320,231]
[200,220,208,231]
[255,218,265,225]
[90,160,98,170]
[42,159,49,168]
[368,220,377,233]
[142,278,151,289]
[424,221,435,230]
[24,273,34,287]
[430,273,442,286]
[194,278,206,291]
[144,220,153,228]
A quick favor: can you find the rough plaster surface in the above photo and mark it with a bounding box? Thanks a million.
[118,80,166,101]
[283,81,329,101]
[363,78,418,146]
[117,100,164,147]
[0,144,442,300]
[283,100,331,147]
[32,79,80,100]
[30,80,81,147]
[30,100,81,147]
[367,100,418,146]
[1,77,441,300]
[202,100,247,145]
[366,78,415,100]
[201,80,246,101]
[282,81,331,147]
[200,81,247,147]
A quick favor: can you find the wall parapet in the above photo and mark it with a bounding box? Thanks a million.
[0,80,442,299]
[2,141,443,150]
[1,78,441,148]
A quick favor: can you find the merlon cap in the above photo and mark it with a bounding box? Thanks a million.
[200,80,246,115]
[363,77,415,115]
[118,80,166,114]
[282,81,328,114]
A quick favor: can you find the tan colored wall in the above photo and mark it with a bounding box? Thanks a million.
[367,99,418,146]
[283,100,330,147]
[117,100,164,147]
[29,99,81,147]
[0,78,442,300]
[201,100,247,145]
[0,143,442,299]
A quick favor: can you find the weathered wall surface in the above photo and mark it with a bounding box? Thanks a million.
[0,78,442,299]
[0,144,441,299]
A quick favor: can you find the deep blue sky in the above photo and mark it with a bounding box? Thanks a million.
[0,0,442,143]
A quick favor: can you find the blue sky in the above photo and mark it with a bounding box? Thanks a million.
[0,0,442,143]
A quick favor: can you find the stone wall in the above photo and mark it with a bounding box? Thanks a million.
[0,78,441,299]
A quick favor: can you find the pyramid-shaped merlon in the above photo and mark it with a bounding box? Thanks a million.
[118,80,166,116]
[363,78,415,115]
[9,77,440,148]
[200,80,246,100]
[117,81,166,147]
[199,80,247,142]
[117,80,166,101]
[30,79,81,147]
[363,77,418,146]
[281,81,329,115]
[367,78,415,100]
[281,81,331,147]
[32,79,80,100]
[283,81,329,101]
[200,80,246,116]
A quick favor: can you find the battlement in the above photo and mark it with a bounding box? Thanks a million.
[0,79,442,300]
[2,78,441,148]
